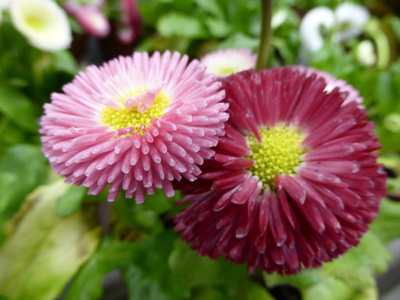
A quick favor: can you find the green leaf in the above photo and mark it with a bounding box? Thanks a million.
[124,230,190,300]
[388,15,400,41]
[141,189,180,214]
[190,286,225,300]
[303,277,355,300]
[135,34,191,53]
[0,118,27,149]
[52,51,79,75]
[244,280,275,300]
[139,0,195,27]
[0,180,101,300]
[113,189,182,233]
[375,72,395,117]
[194,0,224,18]
[56,185,87,217]
[370,198,400,244]
[65,238,136,300]
[228,0,260,35]
[217,33,258,51]
[157,12,208,38]
[264,231,390,300]
[0,85,38,132]
[264,268,323,291]
[323,232,391,289]
[0,145,48,244]
[0,172,18,203]
[205,17,231,37]
[169,239,247,287]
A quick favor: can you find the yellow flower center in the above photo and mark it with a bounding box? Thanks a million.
[101,91,170,135]
[219,67,236,75]
[246,125,307,190]
[25,15,47,31]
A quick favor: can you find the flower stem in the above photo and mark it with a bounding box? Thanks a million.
[255,0,273,71]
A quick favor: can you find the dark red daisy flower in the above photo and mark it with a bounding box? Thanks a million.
[174,66,386,275]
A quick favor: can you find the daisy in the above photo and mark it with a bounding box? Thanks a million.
[40,51,228,203]
[334,2,370,42]
[300,3,370,54]
[200,49,257,78]
[356,40,376,67]
[10,0,72,51]
[74,5,110,38]
[117,0,142,44]
[174,67,386,275]
[299,7,335,54]
[295,66,363,105]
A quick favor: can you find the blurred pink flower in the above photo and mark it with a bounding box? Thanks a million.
[117,0,142,44]
[40,51,228,203]
[174,67,386,275]
[295,66,363,105]
[75,5,110,38]
[200,49,257,78]
[64,2,110,38]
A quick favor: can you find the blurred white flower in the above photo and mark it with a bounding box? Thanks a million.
[10,0,72,51]
[356,40,376,66]
[0,0,12,10]
[0,0,12,23]
[384,114,400,133]
[300,7,335,53]
[300,3,370,54]
[200,49,257,77]
[334,2,370,42]
[272,10,288,29]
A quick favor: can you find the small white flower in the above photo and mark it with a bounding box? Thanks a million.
[334,2,370,42]
[384,114,400,133]
[10,0,72,51]
[356,40,376,66]
[200,49,257,77]
[300,3,370,54]
[0,0,12,10]
[272,10,288,29]
[0,0,12,23]
[299,7,335,54]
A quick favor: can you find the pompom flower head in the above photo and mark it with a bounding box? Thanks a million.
[40,51,228,203]
[174,67,386,275]
[10,0,72,51]
[200,49,257,77]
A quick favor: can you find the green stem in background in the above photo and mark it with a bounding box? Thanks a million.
[255,0,273,71]
[365,19,390,70]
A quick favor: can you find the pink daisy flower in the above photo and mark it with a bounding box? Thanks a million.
[200,49,257,78]
[40,51,228,203]
[75,5,110,38]
[174,67,386,275]
[117,0,142,44]
[296,65,363,105]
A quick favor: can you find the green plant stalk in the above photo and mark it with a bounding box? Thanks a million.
[255,0,273,71]
[365,19,390,70]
